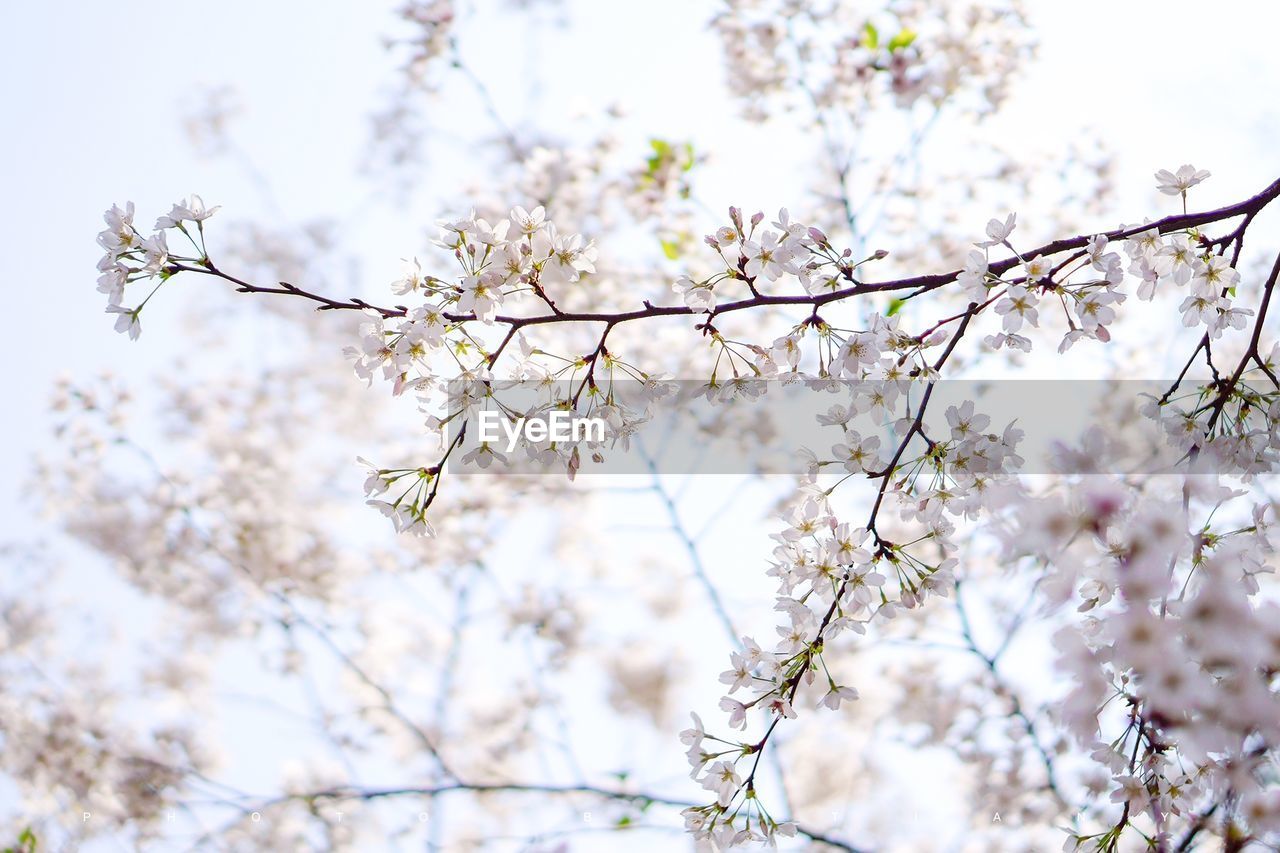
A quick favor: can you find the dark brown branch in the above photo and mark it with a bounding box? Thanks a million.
[1204,250,1280,430]
[174,177,1280,333]
[742,304,979,795]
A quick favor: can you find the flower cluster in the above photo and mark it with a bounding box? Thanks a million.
[945,166,1247,357]
[673,206,893,325]
[94,162,1280,849]
[393,0,456,88]
[1142,344,1280,477]
[95,196,219,340]
[682,391,1026,843]
[956,212,1126,353]
[1002,472,1280,849]
[671,167,1280,847]
[346,205,598,386]
[711,0,1033,120]
[1125,226,1249,337]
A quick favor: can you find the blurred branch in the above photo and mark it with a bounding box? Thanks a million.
[954,578,1069,812]
[207,781,867,852]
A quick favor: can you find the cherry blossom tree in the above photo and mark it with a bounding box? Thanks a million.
[10,1,1280,851]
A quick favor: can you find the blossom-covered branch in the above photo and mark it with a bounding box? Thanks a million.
[93,164,1280,848]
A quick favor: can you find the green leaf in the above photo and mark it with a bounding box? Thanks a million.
[888,29,917,51]
[886,297,905,317]
[660,239,681,260]
[646,138,671,176]
[4,828,37,853]
[861,22,879,49]
[615,815,633,827]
